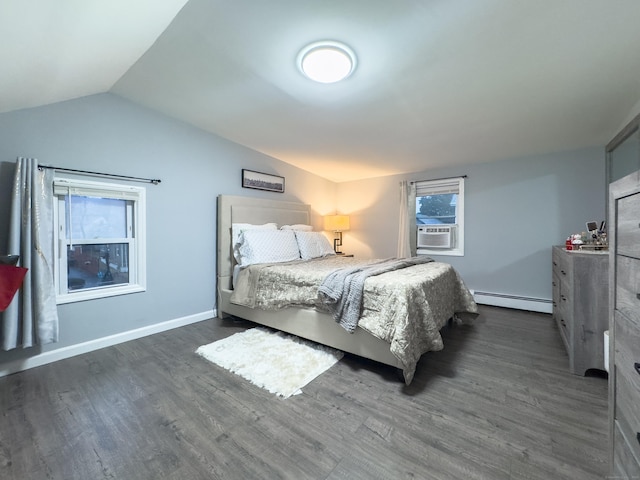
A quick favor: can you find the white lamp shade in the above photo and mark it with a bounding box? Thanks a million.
[324,215,350,232]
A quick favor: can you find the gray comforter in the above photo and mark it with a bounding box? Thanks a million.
[230,256,478,384]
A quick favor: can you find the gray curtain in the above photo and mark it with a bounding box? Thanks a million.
[2,157,59,350]
[397,180,416,258]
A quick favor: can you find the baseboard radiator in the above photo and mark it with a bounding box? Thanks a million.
[472,290,552,314]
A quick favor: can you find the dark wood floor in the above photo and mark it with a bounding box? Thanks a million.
[0,306,608,480]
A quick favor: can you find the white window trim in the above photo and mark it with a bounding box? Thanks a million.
[415,177,465,257]
[53,178,147,304]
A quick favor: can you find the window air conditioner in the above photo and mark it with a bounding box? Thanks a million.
[417,225,455,249]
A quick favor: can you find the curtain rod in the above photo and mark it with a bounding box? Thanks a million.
[410,174,467,184]
[38,165,161,185]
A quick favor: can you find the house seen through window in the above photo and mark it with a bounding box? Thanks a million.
[415,177,465,256]
[53,178,146,304]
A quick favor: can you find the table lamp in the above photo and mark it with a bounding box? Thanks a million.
[324,215,350,254]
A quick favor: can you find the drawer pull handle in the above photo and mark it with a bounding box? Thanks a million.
[561,270,566,275]
[635,363,640,375]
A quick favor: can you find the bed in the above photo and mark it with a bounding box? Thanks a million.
[216,194,478,384]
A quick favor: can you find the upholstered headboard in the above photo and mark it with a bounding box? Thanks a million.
[216,195,311,290]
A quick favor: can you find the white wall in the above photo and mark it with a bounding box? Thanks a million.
[337,147,606,303]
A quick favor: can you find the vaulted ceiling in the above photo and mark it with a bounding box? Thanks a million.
[2,0,640,182]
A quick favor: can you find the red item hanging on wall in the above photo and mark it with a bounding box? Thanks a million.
[0,264,28,311]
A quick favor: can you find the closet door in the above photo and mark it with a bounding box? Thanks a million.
[608,114,640,185]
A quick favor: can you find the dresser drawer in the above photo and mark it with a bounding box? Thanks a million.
[617,193,640,259]
[613,420,640,478]
[615,309,640,386]
[552,272,560,314]
[552,247,573,316]
[614,307,640,464]
[552,249,572,285]
[615,369,640,462]
[557,289,573,318]
[553,256,573,313]
[616,255,640,326]
[555,312,571,352]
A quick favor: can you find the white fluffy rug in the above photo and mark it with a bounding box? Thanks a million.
[196,328,344,398]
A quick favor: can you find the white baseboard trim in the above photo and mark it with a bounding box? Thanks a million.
[472,290,552,314]
[0,309,215,378]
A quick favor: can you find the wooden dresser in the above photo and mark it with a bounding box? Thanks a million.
[609,170,640,477]
[552,245,609,375]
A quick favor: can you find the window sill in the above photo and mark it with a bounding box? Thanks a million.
[56,284,145,304]
[417,248,464,257]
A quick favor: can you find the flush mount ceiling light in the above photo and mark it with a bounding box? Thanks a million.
[297,41,357,83]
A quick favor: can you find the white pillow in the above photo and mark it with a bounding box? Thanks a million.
[232,223,277,261]
[280,224,313,232]
[236,229,301,266]
[295,231,336,260]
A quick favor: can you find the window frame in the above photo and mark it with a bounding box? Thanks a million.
[53,178,147,304]
[415,177,465,257]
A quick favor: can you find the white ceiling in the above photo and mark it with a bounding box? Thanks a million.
[2,0,640,182]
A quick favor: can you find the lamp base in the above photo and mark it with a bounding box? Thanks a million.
[333,231,343,254]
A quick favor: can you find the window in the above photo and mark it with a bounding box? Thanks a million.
[53,178,146,303]
[415,177,465,256]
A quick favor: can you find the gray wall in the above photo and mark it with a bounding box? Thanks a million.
[0,91,609,368]
[0,93,335,365]
[338,147,606,300]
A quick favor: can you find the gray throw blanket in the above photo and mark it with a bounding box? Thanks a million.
[317,256,434,333]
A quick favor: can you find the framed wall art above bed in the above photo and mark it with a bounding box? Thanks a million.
[241,169,285,193]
